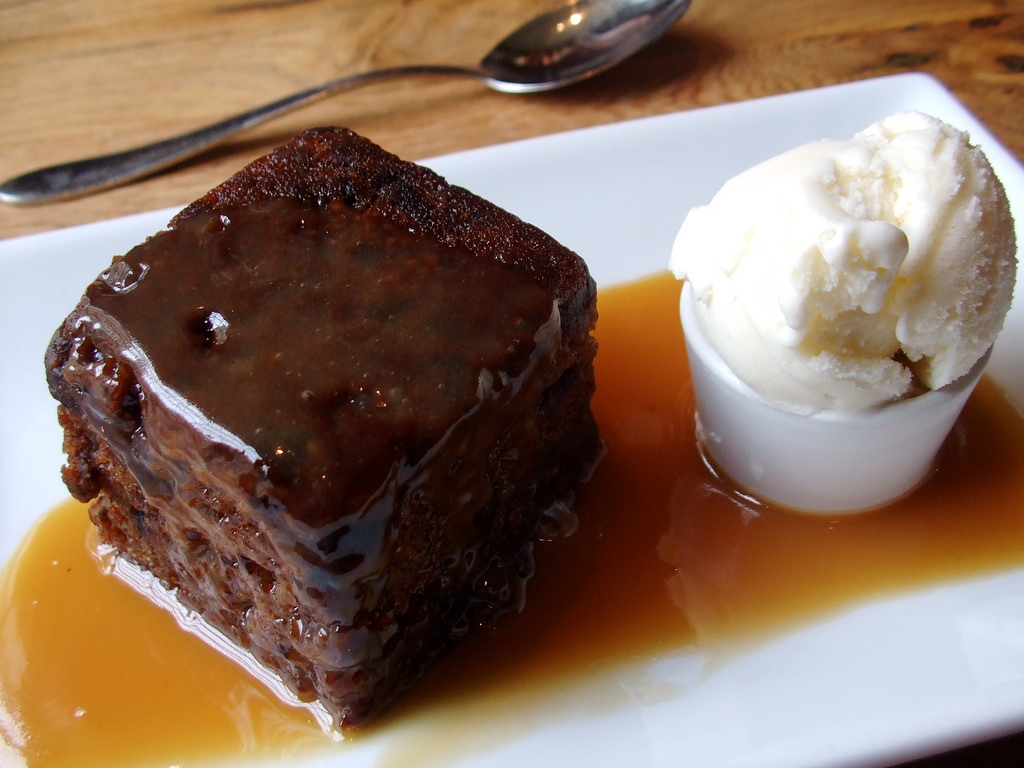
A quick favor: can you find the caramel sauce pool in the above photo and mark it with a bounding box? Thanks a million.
[4,272,1024,767]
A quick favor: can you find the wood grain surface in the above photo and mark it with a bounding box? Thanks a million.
[3,0,1024,765]
[2,0,1023,239]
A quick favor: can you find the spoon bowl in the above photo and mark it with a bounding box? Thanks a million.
[481,0,690,92]
[0,0,690,204]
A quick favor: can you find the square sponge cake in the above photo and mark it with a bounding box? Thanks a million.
[45,127,601,732]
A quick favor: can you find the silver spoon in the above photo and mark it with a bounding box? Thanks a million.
[0,0,690,205]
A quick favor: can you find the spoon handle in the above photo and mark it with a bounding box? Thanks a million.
[0,64,474,205]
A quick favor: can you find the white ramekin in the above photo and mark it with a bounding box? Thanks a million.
[680,281,989,513]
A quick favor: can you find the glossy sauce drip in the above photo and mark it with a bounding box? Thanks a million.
[5,272,1024,767]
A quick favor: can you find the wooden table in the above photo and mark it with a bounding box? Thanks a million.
[2,0,1024,764]
[2,0,1023,239]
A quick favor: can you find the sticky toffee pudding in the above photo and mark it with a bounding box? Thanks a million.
[42,128,602,734]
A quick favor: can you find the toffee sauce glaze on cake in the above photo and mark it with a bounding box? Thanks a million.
[43,128,601,733]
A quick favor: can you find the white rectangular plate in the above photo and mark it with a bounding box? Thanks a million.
[3,73,1024,767]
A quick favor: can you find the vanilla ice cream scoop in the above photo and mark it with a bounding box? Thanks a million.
[670,111,1017,414]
